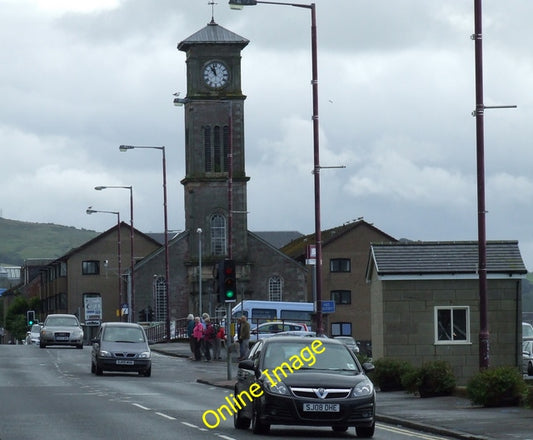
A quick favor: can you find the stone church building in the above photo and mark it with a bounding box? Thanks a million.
[132,19,308,322]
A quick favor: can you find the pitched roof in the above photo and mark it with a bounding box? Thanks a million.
[368,240,527,278]
[178,21,249,51]
[252,231,303,249]
[281,219,396,259]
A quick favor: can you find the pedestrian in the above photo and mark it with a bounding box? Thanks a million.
[192,316,204,361]
[214,323,225,360]
[203,317,215,362]
[237,315,250,360]
[186,313,195,358]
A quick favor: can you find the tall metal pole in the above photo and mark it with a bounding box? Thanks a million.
[228,1,323,334]
[118,145,170,338]
[129,188,135,323]
[197,228,203,315]
[309,3,323,336]
[473,0,489,369]
[161,147,171,341]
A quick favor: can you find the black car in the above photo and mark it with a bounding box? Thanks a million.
[233,336,375,437]
[91,322,152,377]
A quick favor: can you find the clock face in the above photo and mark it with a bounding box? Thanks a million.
[203,61,229,89]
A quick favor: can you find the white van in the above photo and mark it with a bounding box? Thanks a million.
[231,300,314,324]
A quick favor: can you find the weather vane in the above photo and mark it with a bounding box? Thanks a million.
[209,1,218,23]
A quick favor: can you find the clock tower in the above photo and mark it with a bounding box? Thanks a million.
[178,19,250,264]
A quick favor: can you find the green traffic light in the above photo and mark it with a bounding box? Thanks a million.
[226,290,235,299]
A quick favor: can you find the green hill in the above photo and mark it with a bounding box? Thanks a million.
[0,217,99,266]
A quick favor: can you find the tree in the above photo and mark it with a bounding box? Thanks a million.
[5,295,30,341]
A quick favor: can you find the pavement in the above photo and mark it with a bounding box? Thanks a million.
[152,341,533,440]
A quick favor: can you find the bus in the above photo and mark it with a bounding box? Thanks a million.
[231,300,315,324]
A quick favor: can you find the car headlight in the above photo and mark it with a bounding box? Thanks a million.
[263,380,289,395]
[138,351,151,359]
[99,350,112,358]
[353,379,374,397]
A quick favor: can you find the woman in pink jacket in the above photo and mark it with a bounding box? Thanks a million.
[192,317,204,361]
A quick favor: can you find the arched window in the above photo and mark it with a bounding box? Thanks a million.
[268,276,283,302]
[210,214,226,256]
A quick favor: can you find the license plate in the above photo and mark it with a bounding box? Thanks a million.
[116,360,134,365]
[303,403,340,412]
[55,336,68,341]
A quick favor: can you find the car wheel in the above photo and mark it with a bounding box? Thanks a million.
[76,344,83,349]
[91,362,96,374]
[251,404,270,434]
[528,362,533,376]
[233,398,251,430]
[95,364,103,376]
[332,426,348,432]
[356,422,375,438]
[39,342,46,349]
[141,367,151,377]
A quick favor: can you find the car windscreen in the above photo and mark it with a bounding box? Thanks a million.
[45,317,79,326]
[103,327,146,343]
[263,341,360,372]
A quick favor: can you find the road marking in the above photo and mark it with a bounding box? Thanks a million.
[156,412,176,420]
[181,421,209,432]
[378,423,447,439]
[132,403,151,410]
[215,435,237,440]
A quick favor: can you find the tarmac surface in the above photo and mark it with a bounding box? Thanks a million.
[152,341,533,440]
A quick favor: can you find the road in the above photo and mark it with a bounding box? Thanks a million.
[0,344,459,440]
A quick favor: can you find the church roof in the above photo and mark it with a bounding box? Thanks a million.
[178,20,249,51]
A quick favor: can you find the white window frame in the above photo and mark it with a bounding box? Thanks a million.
[268,276,283,302]
[434,306,471,345]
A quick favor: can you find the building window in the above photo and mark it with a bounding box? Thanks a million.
[210,214,227,256]
[204,124,230,173]
[331,290,351,305]
[331,322,352,336]
[268,276,283,302]
[435,306,470,344]
[82,260,100,275]
[330,258,351,272]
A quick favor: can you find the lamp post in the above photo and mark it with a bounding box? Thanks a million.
[197,228,203,315]
[119,144,171,341]
[95,185,134,323]
[229,0,323,334]
[86,207,122,321]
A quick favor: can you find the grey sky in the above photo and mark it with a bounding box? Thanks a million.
[2,0,533,269]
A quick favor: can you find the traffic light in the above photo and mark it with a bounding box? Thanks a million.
[219,259,237,302]
[26,310,35,326]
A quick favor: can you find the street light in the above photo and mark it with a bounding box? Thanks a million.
[95,185,135,323]
[86,206,122,321]
[229,0,324,334]
[119,144,171,340]
[197,228,203,316]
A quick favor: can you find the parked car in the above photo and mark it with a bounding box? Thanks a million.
[333,336,360,354]
[40,314,84,349]
[29,324,42,345]
[523,322,533,339]
[234,321,309,343]
[233,336,376,437]
[523,339,533,376]
[91,322,152,377]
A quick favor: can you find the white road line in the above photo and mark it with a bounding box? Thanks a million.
[181,422,199,429]
[155,412,176,420]
[378,423,446,439]
[215,435,237,440]
[131,403,151,411]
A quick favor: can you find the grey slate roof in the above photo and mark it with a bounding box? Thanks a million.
[253,231,303,249]
[178,21,249,50]
[369,241,527,276]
